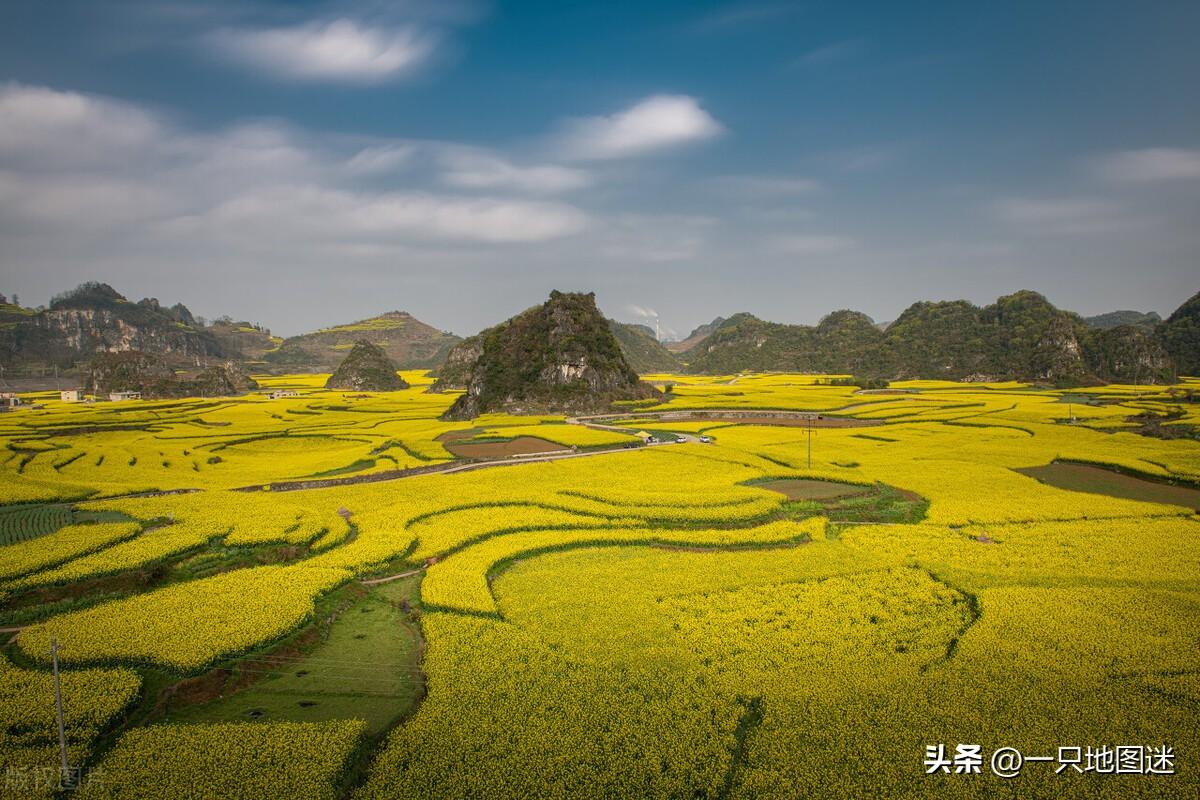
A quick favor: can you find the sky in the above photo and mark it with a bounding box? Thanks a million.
[1,0,1198,339]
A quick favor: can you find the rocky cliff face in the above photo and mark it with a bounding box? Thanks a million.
[1084,326,1175,384]
[977,290,1090,382]
[325,340,409,391]
[0,283,223,369]
[1159,290,1200,377]
[430,335,484,391]
[89,352,258,398]
[439,291,660,420]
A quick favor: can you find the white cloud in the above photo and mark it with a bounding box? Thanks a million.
[0,83,589,248]
[0,82,161,168]
[994,196,1132,235]
[0,170,177,229]
[346,144,417,174]
[437,149,591,193]
[209,19,436,83]
[556,95,722,160]
[1094,147,1200,182]
[207,186,587,243]
[767,234,858,255]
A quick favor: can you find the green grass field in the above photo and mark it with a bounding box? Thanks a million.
[167,576,424,736]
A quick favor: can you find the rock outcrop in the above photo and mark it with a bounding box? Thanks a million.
[437,291,660,420]
[89,352,258,398]
[1159,290,1200,377]
[325,341,409,391]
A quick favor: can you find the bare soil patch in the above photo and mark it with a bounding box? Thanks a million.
[1016,462,1200,511]
[435,429,482,443]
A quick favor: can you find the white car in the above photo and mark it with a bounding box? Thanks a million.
[675,436,687,444]
[698,436,712,443]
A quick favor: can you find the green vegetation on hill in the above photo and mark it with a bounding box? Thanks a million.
[265,311,459,371]
[685,289,1190,383]
[438,291,659,420]
[1084,309,1162,329]
[207,320,282,362]
[1159,289,1200,377]
[325,340,409,391]
[685,310,887,376]
[664,316,726,354]
[606,320,683,373]
[881,299,991,379]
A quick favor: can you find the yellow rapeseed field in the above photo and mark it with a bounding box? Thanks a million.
[0,373,1197,797]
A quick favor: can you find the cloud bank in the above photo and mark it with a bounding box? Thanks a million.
[557,95,722,160]
[209,19,437,83]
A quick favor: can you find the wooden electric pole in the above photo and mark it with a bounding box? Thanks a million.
[807,415,813,468]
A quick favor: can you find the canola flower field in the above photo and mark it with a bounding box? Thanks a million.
[0,373,1197,798]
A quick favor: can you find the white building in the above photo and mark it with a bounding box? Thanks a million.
[61,389,84,402]
[0,392,20,409]
[108,391,141,402]
[267,389,299,400]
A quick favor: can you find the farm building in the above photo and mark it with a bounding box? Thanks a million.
[108,391,142,402]
[0,393,21,410]
[267,389,299,400]
[61,389,84,402]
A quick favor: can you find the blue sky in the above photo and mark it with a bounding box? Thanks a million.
[1,0,1197,338]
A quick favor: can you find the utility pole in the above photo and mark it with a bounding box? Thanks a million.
[807,415,813,468]
[50,638,70,786]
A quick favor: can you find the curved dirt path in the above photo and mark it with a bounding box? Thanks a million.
[360,568,426,586]
[232,441,675,493]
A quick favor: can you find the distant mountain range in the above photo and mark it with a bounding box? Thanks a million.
[262,311,459,370]
[0,283,459,374]
[1,282,1196,385]
[664,317,726,353]
[1082,310,1163,330]
[673,290,1196,384]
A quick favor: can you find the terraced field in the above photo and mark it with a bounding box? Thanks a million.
[1,374,1197,798]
